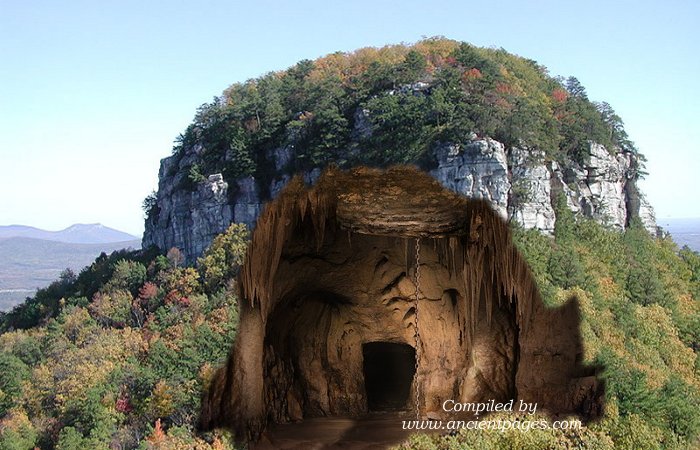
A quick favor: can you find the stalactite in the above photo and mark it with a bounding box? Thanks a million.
[449,236,458,276]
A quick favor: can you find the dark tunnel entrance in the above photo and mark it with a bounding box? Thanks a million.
[362,342,416,411]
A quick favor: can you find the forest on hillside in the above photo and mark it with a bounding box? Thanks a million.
[1,211,698,449]
[144,38,644,221]
[1,40,698,449]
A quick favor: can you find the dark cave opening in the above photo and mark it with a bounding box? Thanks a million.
[362,342,416,411]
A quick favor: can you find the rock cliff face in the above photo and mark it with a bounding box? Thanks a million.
[145,155,235,262]
[144,133,656,263]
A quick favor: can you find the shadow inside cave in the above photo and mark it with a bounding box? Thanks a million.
[199,166,605,445]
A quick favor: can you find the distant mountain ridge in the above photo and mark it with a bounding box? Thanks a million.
[660,218,700,252]
[0,224,141,311]
[0,223,138,244]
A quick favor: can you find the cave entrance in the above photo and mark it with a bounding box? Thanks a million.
[362,342,416,411]
[200,167,605,442]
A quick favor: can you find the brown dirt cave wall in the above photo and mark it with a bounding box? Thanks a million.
[199,167,604,442]
[262,231,519,423]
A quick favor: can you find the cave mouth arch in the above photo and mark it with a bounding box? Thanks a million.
[199,166,605,442]
[363,342,416,411]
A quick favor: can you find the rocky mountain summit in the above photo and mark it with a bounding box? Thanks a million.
[144,136,655,263]
[142,39,657,263]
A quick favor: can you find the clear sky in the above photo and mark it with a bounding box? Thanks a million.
[1,0,698,236]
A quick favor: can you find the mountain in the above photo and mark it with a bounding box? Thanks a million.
[1,40,698,450]
[0,224,141,311]
[142,38,656,263]
[0,223,138,244]
[660,217,700,252]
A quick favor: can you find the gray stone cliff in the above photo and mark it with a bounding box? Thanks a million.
[143,133,657,264]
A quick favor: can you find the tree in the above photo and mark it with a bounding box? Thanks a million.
[0,409,38,450]
[552,88,568,103]
[596,101,637,153]
[106,260,147,295]
[149,381,175,420]
[0,353,30,416]
[166,248,184,268]
[394,50,427,84]
[188,164,206,184]
[198,223,250,292]
[548,245,587,290]
[293,75,351,166]
[659,376,700,440]
[362,90,435,165]
[552,192,575,242]
[626,263,666,306]
[565,76,587,98]
[89,291,133,327]
[143,191,158,218]
[56,427,87,450]
[62,387,118,445]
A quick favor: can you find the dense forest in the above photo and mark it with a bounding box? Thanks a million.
[0,225,249,449]
[1,39,698,449]
[1,214,698,449]
[145,38,644,219]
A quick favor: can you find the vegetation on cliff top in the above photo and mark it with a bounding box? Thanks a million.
[168,37,644,196]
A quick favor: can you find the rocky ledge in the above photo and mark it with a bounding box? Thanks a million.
[144,137,656,264]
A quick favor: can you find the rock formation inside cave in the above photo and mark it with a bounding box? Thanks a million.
[200,166,603,441]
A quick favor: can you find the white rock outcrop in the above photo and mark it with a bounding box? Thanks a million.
[430,139,510,219]
[508,147,556,233]
[576,142,630,229]
[144,137,656,263]
[638,194,658,235]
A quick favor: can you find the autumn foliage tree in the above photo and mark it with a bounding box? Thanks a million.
[198,223,250,293]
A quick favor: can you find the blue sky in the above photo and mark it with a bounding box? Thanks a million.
[1,0,698,235]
